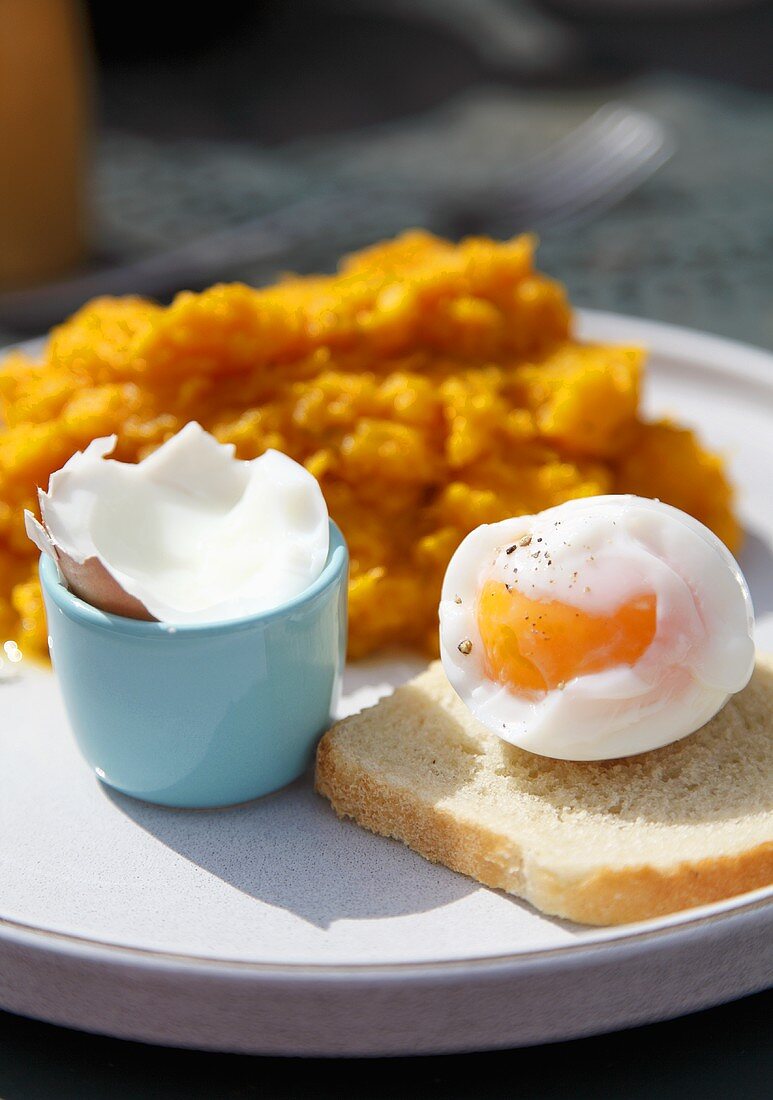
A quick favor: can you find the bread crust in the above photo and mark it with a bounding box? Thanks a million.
[315,682,773,926]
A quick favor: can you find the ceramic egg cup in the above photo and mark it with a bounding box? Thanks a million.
[39,521,348,808]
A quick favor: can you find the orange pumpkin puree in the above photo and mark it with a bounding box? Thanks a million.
[0,231,739,659]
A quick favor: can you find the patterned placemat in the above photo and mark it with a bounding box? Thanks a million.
[6,75,773,350]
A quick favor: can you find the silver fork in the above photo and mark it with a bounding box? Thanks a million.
[448,104,674,232]
[0,104,673,333]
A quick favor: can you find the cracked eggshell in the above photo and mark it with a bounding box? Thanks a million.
[26,495,157,620]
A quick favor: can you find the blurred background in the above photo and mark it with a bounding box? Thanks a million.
[1,0,772,345]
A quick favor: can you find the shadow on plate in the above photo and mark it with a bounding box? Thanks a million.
[104,768,480,931]
[102,656,578,933]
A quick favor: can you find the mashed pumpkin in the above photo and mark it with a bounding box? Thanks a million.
[0,231,739,659]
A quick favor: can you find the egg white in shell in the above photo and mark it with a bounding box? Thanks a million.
[26,422,330,624]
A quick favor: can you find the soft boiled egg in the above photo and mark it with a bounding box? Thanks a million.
[26,422,329,624]
[439,495,754,760]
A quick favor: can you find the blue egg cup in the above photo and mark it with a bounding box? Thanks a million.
[39,521,348,808]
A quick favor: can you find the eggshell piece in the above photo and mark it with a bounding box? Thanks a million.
[55,548,156,621]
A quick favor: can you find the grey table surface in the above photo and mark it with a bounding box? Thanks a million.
[1,4,772,1091]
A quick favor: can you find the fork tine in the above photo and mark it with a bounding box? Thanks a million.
[499,147,667,229]
[510,105,656,187]
[520,110,665,196]
[537,137,675,230]
[486,107,673,230]
[524,123,666,212]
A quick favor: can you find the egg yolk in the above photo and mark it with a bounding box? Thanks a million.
[476,581,657,696]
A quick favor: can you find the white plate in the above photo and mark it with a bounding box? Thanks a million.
[0,310,771,1055]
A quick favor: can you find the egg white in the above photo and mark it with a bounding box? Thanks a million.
[439,495,755,760]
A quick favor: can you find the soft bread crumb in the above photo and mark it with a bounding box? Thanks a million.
[315,658,773,925]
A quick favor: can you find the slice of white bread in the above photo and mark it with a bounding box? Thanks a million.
[316,658,773,925]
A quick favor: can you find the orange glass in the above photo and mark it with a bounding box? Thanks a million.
[0,0,90,289]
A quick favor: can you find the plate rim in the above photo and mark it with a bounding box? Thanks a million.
[1,885,771,978]
[575,307,773,383]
